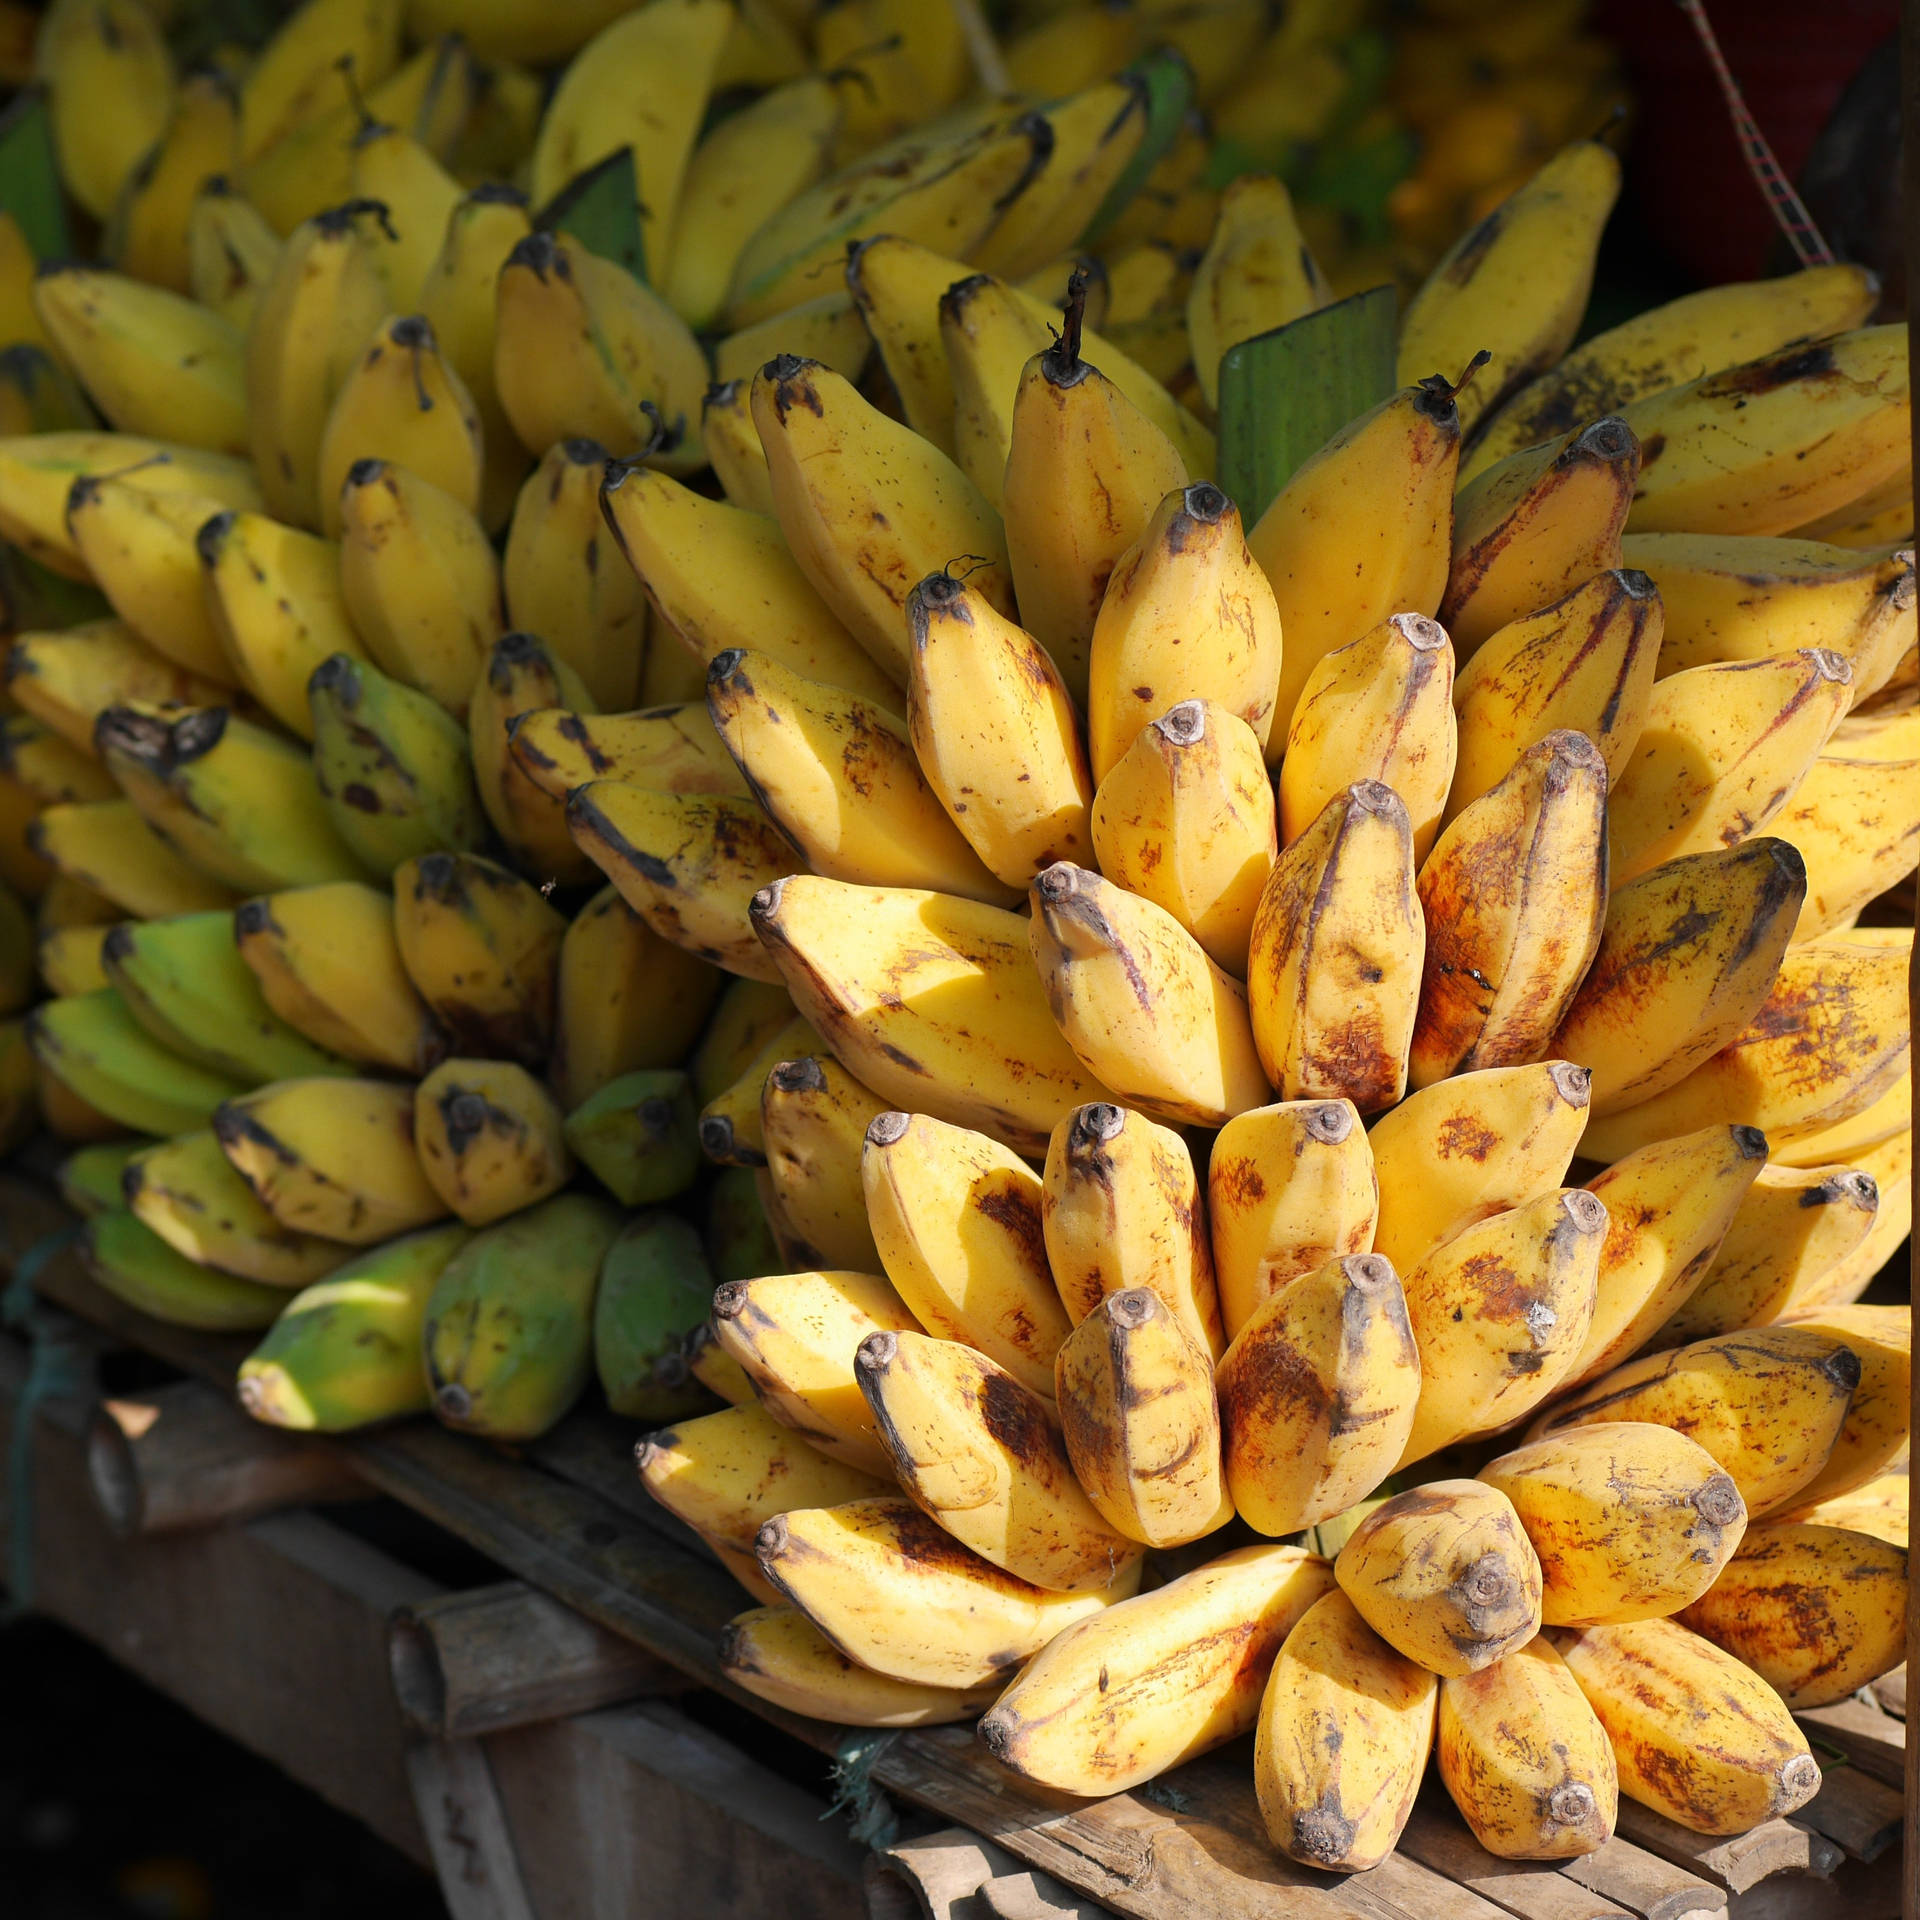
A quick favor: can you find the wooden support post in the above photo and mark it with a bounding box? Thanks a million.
[405,1738,539,1920]
[87,1377,367,1537]
[1905,17,1920,1920]
[389,1581,683,1741]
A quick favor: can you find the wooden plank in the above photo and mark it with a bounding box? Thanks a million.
[1394,1805,1631,1920]
[1871,1665,1905,1717]
[405,1738,540,1920]
[1798,1698,1907,1790]
[1559,1839,1727,1920]
[1612,1803,1841,1895]
[1792,1765,1906,1864]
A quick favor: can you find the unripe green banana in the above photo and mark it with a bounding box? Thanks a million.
[594,1213,718,1423]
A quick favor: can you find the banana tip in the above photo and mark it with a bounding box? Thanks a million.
[866,1111,910,1149]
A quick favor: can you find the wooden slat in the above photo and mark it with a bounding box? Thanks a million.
[1612,1803,1840,1894]
[1394,1805,1631,1920]
[1799,1698,1908,1791]
[1558,1839,1726,1920]
[405,1739,539,1920]
[1793,1766,1907,1864]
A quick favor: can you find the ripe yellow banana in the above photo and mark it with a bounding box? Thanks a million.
[1772,1060,1911,1170]
[236,0,401,163]
[1768,751,1918,940]
[711,289,872,390]
[1773,1303,1910,1509]
[233,882,445,1076]
[1479,1422,1747,1627]
[1186,172,1327,409]
[38,925,114,998]
[1551,1617,1819,1834]
[699,379,772,514]
[412,1057,570,1227]
[1441,418,1643,656]
[37,0,176,223]
[1784,1468,1907,1546]
[1254,1588,1437,1873]
[750,874,1115,1156]
[691,977,795,1103]
[1054,1288,1233,1549]
[1399,1187,1607,1465]
[1090,699,1275,977]
[9,618,226,755]
[346,117,461,314]
[759,1056,885,1272]
[697,1011,817,1167]
[468,633,599,888]
[1245,781,1423,1112]
[1397,139,1621,437]
[1789,1128,1911,1308]
[1527,1325,1862,1517]
[108,70,240,295]
[1550,839,1805,1118]
[32,799,238,919]
[982,1543,1334,1794]
[1040,1101,1223,1358]
[1217,1253,1421,1537]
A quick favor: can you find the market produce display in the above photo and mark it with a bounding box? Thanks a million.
[0,0,1911,1886]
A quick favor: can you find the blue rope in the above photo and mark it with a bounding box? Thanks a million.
[825,1730,901,1851]
[3,1226,91,1621]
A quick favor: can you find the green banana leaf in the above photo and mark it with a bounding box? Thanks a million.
[1079,47,1195,250]
[537,146,647,284]
[0,91,70,265]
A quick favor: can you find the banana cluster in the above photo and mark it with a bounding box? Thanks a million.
[2,0,1912,1888]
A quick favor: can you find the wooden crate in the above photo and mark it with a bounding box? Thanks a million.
[0,1173,1904,1920]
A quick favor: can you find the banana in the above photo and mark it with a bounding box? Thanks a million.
[750,874,1116,1157]
[982,1542,1334,1794]
[1769,752,1919,940]
[64,478,241,682]
[842,232,994,454]
[417,185,534,532]
[1254,1588,1437,1873]
[503,438,649,711]
[215,1076,446,1246]
[1412,734,1609,1085]
[2,722,117,812]
[904,573,1095,890]
[1207,1100,1378,1341]
[708,1267,924,1477]
[9,620,225,758]
[391,850,563,1066]
[857,1329,1142,1592]
[1054,1288,1232,1550]
[1791,1130,1911,1308]
[234,882,444,1076]
[185,180,284,332]
[1399,1187,1608,1466]
[1551,1617,1820,1834]
[37,0,176,223]
[1784,1469,1907,1546]
[316,314,483,537]
[697,1012,818,1167]
[243,199,392,529]
[1527,1326,1862,1517]
[760,1056,886,1272]
[1369,1061,1590,1279]
[1438,1639,1618,1860]
[1656,1165,1881,1346]
[1188,177,1328,407]
[1088,482,1282,780]
[638,1400,886,1546]
[0,345,96,436]
[600,463,898,715]
[60,1141,149,1218]
[1441,419,1643,657]
[402,0,631,66]
[1606,650,1853,887]
[1466,261,1882,479]
[101,910,347,1084]
[710,291,873,389]
[196,509,367,740]
[1217,1253,1421,1538]
[1621,326,1912,537]
[1550,840,1806,1118]
[705,646,1012,905]
[720,1605,999,1728]
[108,70,241,294]
[1397,139,1620,437]
[38,924,115,998]
[84,1207,287,1332]
[1336,1481,1544,1675]
[493,235,708,474]
[1479,1422,1747,1627]
[756,1493,1136,1690]
[807,0,971,160]
[1090,700,1274,978]
[567,781,800,982]
[413,1057,571,1227]
[309,653,488,876]
[549,884,722,1111]
[30,987,244,1137]
[237,0,401,162]
[1002,4,1141,95]
[565,1069,700,1208]
[236,1221,472,1430]
[1245,781,1423,1112]
[125,1127,345,1288]
[346,119,462,315]
[1040,1102,1223,1358]
[1773,1064,1911,1170]
[36,1051,130,1144]
[1280,613,1456,861]
[1569,1125,1769,1386]
[938,271,1059,514]
[699,380,773,515]
[467,633,598,888]
[692,975,794,1107]
[1772,1303,1910,1508]
[1446,569,1663,824]
[423,1193,624,1440]
[1579,938,1911,1162]
[861,1109,1072,1400]
[753,354,1012,687]
[32,799,238,919]
[337,459,501,717]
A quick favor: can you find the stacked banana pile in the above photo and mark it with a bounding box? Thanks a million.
[0,0,1912,1885]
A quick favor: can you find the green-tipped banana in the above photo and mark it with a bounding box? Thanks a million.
[308,653,489,877]
[594,1212,718,1422]
[84,1207,287,1331]
[237,1222,475,1431]
[101,911,351,1085]
[29,989,246,1137]
[423,1193,625,1439]
[58,1137,150,1216]
[124,1129,346,1288]
[563,1068,701,1206]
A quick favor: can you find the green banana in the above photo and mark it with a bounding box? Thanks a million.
[85,1207,287,1331]
[562,1068,702,1207]
[594,1212,719,1423]
[29,988,246,1137]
